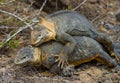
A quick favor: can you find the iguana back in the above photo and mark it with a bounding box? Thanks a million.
[48,10,97,35]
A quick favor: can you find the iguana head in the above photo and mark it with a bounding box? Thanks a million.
[14,46,41,65]
[31,17,56,46]
[31,25,50,46]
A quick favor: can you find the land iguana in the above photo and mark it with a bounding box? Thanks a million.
[30,10,119,68]
[15,36,118,76]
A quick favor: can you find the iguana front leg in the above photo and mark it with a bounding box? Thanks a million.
[55,33,76,68]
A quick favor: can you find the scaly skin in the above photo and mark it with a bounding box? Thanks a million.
[15,36,118,76]
[31,10,119,68]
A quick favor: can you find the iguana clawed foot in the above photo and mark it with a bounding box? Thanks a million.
[55,54,69,69]
[113,52,120,64]
[110,52,120,64]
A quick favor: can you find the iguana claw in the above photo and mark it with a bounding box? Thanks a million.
[111,52,120,63]
[55,54,69,69]
[111,52,120,64]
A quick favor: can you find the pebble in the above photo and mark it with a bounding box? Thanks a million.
[116,12,120,22]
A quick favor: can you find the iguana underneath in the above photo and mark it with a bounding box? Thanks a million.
[30,10,119,68]
[15,36,118,76]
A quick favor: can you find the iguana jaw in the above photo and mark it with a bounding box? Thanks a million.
[14,58,28,65]
[31,30,56,46]
[31,36,46,46]
[14,57,26,65]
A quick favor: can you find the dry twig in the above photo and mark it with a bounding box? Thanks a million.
[0,0,47,48]
[91,15,101,23]
[0,0,16,5]
[0,22,35,48]
[0,9,36,47]
[72,0,88,11]
[37,0,47,16]
[0,9,33,30]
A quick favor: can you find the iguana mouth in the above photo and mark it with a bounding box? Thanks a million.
[32,37,44,46]
[31,30,47,46]
[31,31,56,46]
[14,58,23,65]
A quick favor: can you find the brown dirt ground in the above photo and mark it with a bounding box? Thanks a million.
[0,0,120,83]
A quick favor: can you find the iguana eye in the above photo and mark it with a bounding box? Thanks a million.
[22,56,26,59]
[38,34,41,36]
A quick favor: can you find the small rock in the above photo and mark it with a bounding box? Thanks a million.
[103,22,120,32]
[116,13,120,22]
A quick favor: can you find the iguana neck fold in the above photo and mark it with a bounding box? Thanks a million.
[33,48,47,65]
[40,17,56,41]
[33,48,42,64]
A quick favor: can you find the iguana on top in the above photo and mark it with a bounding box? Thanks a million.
[30,10,119,68]
[15,36,118,76]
